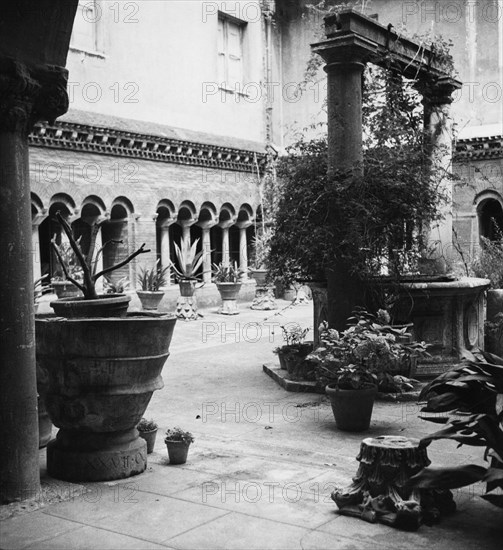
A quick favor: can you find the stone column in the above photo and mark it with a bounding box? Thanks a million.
[236,222,251,281]
[31,213,47,283]
[325,61,365,177]
[312,44,367,330]
[416,77,460,273]
[222,227,230,267]
[160,225,172,285]
[0,58,72,502]
[201,227,213,283]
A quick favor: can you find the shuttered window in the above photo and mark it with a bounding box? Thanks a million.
[218,13,245,90]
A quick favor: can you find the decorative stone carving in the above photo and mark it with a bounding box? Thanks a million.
[251,286,276,310]
[0,56,69,134]
[332,436,456,530]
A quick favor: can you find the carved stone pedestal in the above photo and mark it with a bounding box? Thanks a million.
[176,296,199,320]
[332,436,456,530]
[251,286,277,310]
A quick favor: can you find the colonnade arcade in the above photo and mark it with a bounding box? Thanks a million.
[31,193,257,288]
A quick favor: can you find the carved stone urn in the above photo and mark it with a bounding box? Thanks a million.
[36,313,176,482]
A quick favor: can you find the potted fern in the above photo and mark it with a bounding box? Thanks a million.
[137,418,159,454]
[213,262,243,315]
[35,211,177,482]
[164,427,194,465]
[137,260,169,310]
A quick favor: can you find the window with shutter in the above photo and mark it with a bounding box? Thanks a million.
[217,12,245,91]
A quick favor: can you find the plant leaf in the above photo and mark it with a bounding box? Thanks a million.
[408,465,487,489]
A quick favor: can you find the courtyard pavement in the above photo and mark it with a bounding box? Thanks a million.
[1,298,502,549]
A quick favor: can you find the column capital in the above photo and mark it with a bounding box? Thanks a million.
[415,76,461,106]
[0,57,70,135]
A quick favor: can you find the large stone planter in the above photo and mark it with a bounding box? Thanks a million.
[216,282,242,315]
[36,313,176,482]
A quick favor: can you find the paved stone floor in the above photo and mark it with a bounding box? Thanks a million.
[1,299,502,549]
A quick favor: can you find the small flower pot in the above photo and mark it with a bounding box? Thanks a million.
[326,384,377,432]
[137,290,164,311]
[165,440,191,464]
[276,343,312,378]
[139,428,158,454]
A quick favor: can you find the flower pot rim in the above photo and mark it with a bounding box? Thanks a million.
[37,311,177,323]
[326,383,378,394]
[165,438,191,445]
[137,290,165,295]
[138,427,158,434]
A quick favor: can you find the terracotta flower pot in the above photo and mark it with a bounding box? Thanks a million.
[276,343,313,380]
[50,294,131,318]
[36,312,176,481]
[137,290,164,311]
[139,428,158,454]
[326,384,377,432]
[250,269,268,286]
[216,282,242,315]
[178,280,197,297]
[165,440,191,464]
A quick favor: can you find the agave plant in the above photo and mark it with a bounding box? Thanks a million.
[172,237,204,281]
[51,211,149,299]
[137,260,170,291]
[409,350,503,508]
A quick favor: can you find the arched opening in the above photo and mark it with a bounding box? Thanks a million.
[39,201,73,281]
[478,198,503,242]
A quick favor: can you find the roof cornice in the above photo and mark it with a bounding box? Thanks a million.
[29,119,267,173]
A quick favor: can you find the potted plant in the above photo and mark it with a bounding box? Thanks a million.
[164,427,194,465]
[273,324,313,381]
[36,211,177,482]
[172,236,205,320]
[213,261,243,315]
[136,260,169,310]
[249,228,272,286]
[409,349,503,508]
[137,417,158,454]
[103,276,130,294]
[308,309,428,431]
[50,236,84,299]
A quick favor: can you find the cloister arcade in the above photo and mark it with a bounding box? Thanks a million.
[31,193,258,290]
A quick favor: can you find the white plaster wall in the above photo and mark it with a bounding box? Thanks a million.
[66,0,266,143]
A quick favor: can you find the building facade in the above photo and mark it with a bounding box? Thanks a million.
[31,0,503,300]
[31,0,276,303]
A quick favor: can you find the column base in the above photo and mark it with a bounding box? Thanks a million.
[47,430,147,482]
[251,286,277,310]
[332,436,456,530]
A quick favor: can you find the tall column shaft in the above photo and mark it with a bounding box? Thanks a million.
[0,132,40,502]
[160,226,172,285]
[325,61,365,178]
[239,227,248,281]
[202,228,212,284]
[222,228,230,267]
[32,225,42,282]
